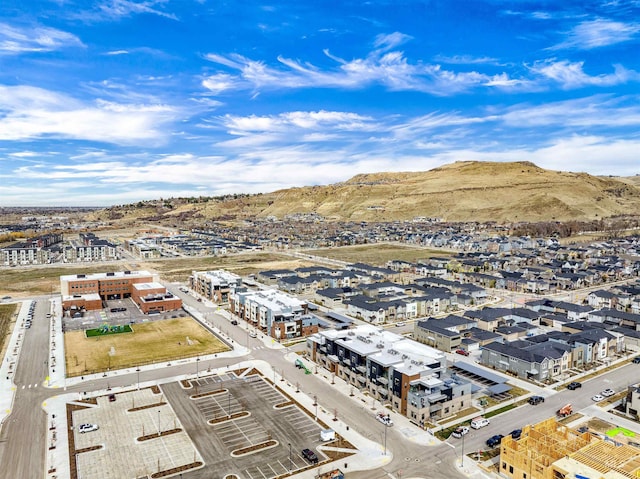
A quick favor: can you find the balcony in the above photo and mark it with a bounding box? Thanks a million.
[377,376,389,385]
[377,385,388,395]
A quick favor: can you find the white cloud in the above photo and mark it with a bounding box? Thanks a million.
[552,19,640,50]
[220,110,375,135]
[201,73,237,94]
[0,23,84,54]
[96,0,178,21]
[204,35,521,96]
[373,32,412,51]
[530,59,637,88]
[0,85,181,144]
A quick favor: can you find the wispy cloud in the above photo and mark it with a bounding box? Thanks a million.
[551,18,640,50]
[433,54,499,65]
[529,59,638,88]
[204,36,519,96]
[0,23,84,54]
[0,85,181,144]
[65,0,179,22]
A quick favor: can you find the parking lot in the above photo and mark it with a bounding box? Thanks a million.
[71,388,203,479]
[62,297,185,332]
[162,371,328,479]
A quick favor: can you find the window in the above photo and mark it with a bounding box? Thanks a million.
[509,466,513,474]
[502,463,506,470]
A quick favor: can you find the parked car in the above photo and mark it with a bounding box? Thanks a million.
[592,394,604,402]
[78,423,99,433]
[231,320,238,325]
[601,388,615,397]
[108,394,116,402]
[455,349,470,356]
[528,395,545,405]
[470,416,490,429]
[510,429,522,440]
[451,426,469,438]
[486,434,504,448]
[301,448,318,464]
[395,321,406,327]
[632,357,640,364]
[376,412,393,426]
[249,331,257,338]
[567,382,582,390]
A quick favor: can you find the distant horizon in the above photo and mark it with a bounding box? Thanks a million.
[1,1,639,206]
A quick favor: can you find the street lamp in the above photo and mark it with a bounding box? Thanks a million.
[136,367,140,390]
[460,429,465,468]
[383,423,388,455]
[228,391,231,417]
[157,410,161,436]
[196,357,200,378]
[288,442,292,472]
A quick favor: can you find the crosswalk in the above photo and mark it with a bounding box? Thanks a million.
[20,384,40,389]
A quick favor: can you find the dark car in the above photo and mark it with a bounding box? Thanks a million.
[108,394,116,402]
[528,395,545,405]
[567,382,582,390]
[302,448,318,464]
[231,320,238,325]
[632,357,640,364]
[486,434,504,448]
[510,429,522,440]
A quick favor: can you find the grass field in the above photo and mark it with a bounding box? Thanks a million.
[85,324,133,337]
[64,317,230,376]
[306,244,453,265]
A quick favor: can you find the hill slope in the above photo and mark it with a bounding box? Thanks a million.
[96,161,640,224]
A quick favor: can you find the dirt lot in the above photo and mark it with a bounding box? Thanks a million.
[307,243,452,265]
[64,317,230,376]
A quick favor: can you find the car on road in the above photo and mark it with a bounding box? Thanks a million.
[451,426,469,438]
[601,388,615,397]
[567,382,582,390]
[510,429,522,440]
[486,434,504,448]
[632,357,640,364]
[592,394,604,402]
[301,448,318,464]
[78,423,99,433]
[455,349,470,356]
[376,412,393,426]
[395,321,406,327]
[528,395,545,405]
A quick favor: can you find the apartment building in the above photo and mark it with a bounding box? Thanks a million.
[1,232,62,265]
[306,325,471,423]
[230,289,315,340]
[190,269,241,304]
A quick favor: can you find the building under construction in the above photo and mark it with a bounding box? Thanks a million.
[499,417,640,479]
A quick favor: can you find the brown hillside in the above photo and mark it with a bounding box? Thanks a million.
[93,161,640,224]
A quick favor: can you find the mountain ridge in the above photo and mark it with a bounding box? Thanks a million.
[94,161,640,225]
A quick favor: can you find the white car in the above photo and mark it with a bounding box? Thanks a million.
[249,331,257,338]
[376,412,393,426]
[592,394,604,402]
[601,388,615,397]
[78,423,99,433]
[451,426,469,438]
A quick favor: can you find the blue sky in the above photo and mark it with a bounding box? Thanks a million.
[1,0,639,206]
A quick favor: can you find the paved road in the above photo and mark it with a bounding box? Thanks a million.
[0,298,50,479]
